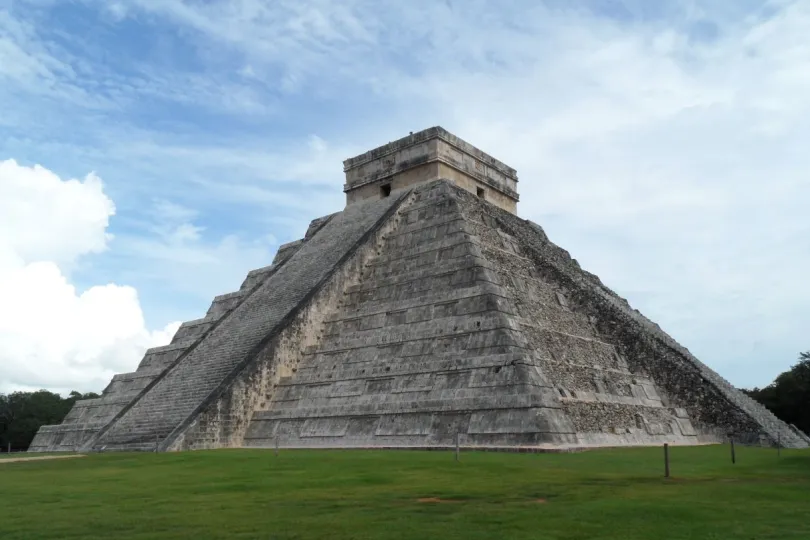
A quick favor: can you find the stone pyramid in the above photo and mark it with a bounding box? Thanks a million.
[31,127,810,452]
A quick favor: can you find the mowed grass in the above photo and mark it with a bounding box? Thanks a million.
[1,445,808,540]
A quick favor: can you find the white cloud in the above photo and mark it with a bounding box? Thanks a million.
[111,198,278,302]
[0,160,113,267]
[0,0,808,391]
[0,159,178,394]
[106,2,129,22]
[394,1,810,387]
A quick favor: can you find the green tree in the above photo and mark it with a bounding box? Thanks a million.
[0,390,99,452]
[745,351,810,435]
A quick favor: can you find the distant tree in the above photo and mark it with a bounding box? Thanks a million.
[0,393,15,450]
[0,390,100,452]
[745,351,810,435]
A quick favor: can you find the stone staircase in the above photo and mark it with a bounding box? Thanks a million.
[29,215,334,453]
[88,194,404,451]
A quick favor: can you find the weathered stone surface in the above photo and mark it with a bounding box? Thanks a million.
[244,182,576,449]
[343,127,519,214]
[90,193,407,452]
[29,214,331,453]
[32,127,807,452]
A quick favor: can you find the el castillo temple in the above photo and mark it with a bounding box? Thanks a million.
[31,127,810,453]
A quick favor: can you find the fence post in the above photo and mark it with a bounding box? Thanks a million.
[777,432,781,458]
[730,437,736,465]
[664,443,670,478]
[455,431,460,462]
[275,437,279,457]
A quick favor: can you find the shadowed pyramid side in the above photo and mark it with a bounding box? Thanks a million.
[456,188,700,447]
[475,187,808,449]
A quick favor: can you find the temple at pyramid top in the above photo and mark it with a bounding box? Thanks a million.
[343,126,520,214]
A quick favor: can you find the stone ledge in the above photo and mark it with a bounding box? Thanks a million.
[343,127,518,181]
[255,395,562,420]
[34,422,108,433]
[212,290,246,303]
[246,264,276,278]
[145,339,198,355]
[179,316,218,329]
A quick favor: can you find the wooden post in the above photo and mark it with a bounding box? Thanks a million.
[275,437,279,457]
[730,437,736,464]
[155,434,159,453]
[777,432,781,458]
[7,442,10,454]
[455,432,460,462]
[664,443,670,478]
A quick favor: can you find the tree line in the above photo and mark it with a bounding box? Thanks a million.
[743,351,810,436]
[1,351,808,452]
[0,390,99,452]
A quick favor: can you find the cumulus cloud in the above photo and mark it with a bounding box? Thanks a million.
[1,0,808,391]
[0,159,178,394]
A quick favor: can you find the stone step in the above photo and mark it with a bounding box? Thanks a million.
[364,237,476,274]
[295,352,526,381]
[352,255,492,292]
[271,239,305,266]
[343,265,494,307]
[238,264,277,292]
[330,284,497,322]
[305,213,338,240]
[256,391,560,421]
[173,316,218,342]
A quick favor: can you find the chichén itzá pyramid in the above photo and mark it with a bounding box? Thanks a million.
[31,127,810,452]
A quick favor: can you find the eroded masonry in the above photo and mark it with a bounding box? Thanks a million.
[31,127,810,452]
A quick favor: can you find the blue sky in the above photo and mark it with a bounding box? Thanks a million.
[1,0,808,393]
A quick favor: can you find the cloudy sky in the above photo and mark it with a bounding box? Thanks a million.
[1,0,808,394]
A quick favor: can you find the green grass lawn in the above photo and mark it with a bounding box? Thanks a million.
[1,445,808,539]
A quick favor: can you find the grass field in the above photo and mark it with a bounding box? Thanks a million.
[1,445,808,539]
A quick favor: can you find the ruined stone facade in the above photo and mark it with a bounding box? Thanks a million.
[30,127,808,452]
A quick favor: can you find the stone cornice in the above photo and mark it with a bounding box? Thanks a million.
[343,126,518,182]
